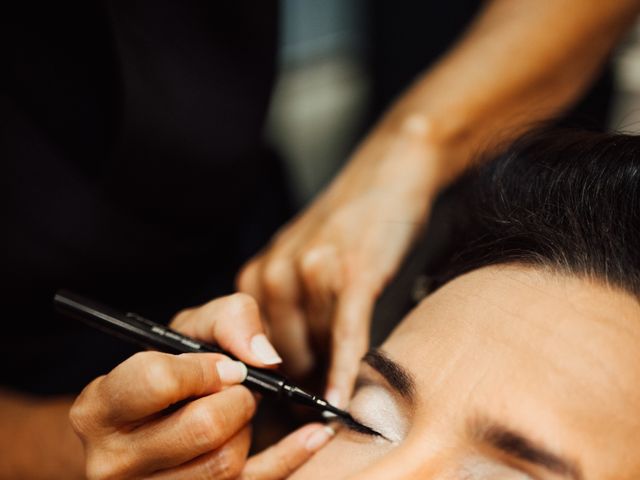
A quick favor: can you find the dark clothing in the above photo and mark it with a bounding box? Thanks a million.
[2,1,289,395]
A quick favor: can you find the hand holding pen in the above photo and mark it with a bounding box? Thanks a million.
[69,294,335,480]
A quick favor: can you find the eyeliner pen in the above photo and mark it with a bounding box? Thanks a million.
[53,290,371,431]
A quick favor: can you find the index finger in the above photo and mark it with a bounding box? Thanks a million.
[325,287,374,408]
[87,352,235,425]
[171,293,282,367]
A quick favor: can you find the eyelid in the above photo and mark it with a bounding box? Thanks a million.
[335,414,384,438]
[356,362,413,409]
[339,385,386,438]
[354,371,384,390]
[346,384,409,443]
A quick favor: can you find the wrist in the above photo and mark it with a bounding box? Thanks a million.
[375,109,469,198]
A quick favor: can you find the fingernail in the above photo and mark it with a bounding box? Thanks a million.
[250,334,282,365]
[325,388,342,409]
[216,360,248,384]
[305,426,335,452]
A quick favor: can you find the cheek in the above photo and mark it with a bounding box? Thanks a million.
[288,431,395,480]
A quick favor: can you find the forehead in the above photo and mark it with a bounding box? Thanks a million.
[384,265,640,474]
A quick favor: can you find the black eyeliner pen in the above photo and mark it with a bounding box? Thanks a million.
[54,290,373,432]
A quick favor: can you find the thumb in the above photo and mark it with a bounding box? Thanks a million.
[239,423,335,480]
[325,286,374,408]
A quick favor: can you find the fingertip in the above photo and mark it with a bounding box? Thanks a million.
[326,351,361,409]
[250,333,283,365]
[326,359,361,409]
[284,422,335,453]
[241,422,332,480]
[215,359,248,385]
[304,425,335,452]
[327,323,369,408]
[325,387,343,410]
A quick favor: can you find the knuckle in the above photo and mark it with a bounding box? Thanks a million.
[224,292,259,317]
[187,388,255,450]
[69,378,104,436]
[138,354,179,399]
[298,248,324,280]
[236,261,259,292]
[126,350,156,371]
[201,447,244,480]
[69,401,89,437]
[262,258,292,298]
[188,404,228,448]
[170,307,193,329]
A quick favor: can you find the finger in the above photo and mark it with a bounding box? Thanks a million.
[171,293,282,367]
[130,386,255,475]
[325,287,374,408]
[261,258,315,376]
[89,352,234,426]
[236,258,264,305]
[240,423,335,480]
[303,298,333,358]
[266,303,314,377]
[148,425,251,480]
[298,245,341,351]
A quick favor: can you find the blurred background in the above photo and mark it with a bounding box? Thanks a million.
[268,0,640,207]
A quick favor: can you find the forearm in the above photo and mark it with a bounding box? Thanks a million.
[0,390,84,479]
[381,0,640,191]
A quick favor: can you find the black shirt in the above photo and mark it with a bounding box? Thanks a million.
[2,1,290,394]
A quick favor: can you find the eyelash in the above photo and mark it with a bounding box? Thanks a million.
[336,415,382,437]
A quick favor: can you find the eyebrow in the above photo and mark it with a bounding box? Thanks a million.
[361,351,582,478]
[362,348,416,400]
[472,418,583,480]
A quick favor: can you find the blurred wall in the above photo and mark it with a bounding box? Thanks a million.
[611,21,640,134]
[266,0,369,206]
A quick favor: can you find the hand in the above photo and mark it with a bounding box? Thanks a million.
[238,114,443,407]
[70,293,334,479]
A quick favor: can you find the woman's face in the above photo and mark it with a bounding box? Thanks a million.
[290,265,640,479]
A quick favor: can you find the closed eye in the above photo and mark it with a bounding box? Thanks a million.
[335,414,387,439]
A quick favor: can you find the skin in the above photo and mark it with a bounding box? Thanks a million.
[67,294,335,480]
[4,1,640,476]
[289,265,640,479]
[37,266,640,478]
[238,0,640,409]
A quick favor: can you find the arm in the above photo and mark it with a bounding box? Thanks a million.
[0,391,84,479]
[382,0,640,188]
[238,0,640,406]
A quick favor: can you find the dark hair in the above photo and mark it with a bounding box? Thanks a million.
[435,128,640,297]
